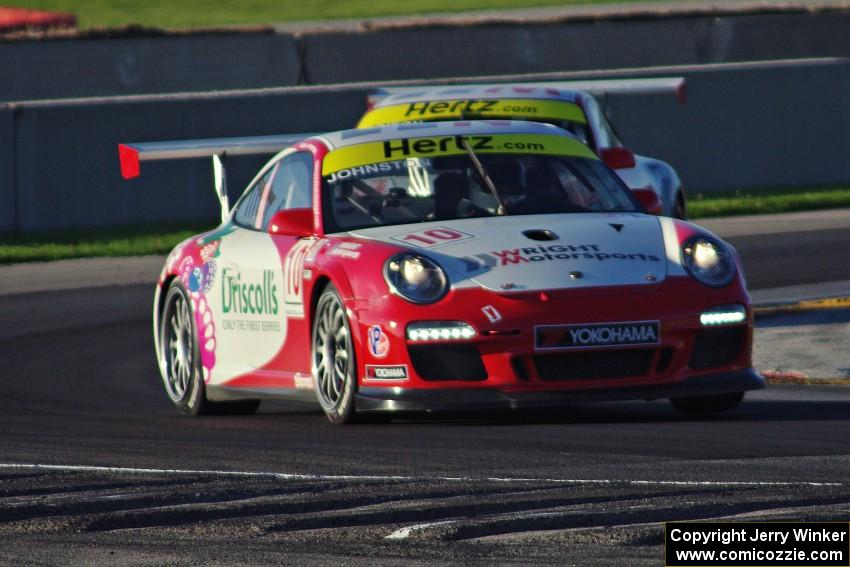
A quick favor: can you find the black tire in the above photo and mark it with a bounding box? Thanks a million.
[673,193,687,220]
[159,279,260,416]
[670,392,744,415]
[311,284,357,424]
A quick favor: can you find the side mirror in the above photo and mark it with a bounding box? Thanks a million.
[600,147,636,170]
[268,208,314,236]
[632,188,663,216]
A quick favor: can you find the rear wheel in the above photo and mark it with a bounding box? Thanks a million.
[312,284,357,424]
[670,392,744,415]
[160,280,259,416]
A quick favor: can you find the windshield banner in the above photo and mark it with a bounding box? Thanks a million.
[358,98,587,127]
[322,133,597,176]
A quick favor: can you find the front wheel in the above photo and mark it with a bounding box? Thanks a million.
[670,392,744,415]
[312,284,357,424]
[159,280,259,416]
[160,280,209,415]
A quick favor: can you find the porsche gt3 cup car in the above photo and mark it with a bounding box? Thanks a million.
[119,120,762,424]
[359,79,688,218]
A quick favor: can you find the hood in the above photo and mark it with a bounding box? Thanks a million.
[348,213,667,292]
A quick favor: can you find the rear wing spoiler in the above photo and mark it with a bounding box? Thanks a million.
[118,133,316,223]
[367,77,686,109]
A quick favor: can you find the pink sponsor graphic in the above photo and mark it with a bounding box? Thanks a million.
[177,239,222,383]
[368,325,390,358]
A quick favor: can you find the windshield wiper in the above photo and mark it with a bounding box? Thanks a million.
[460,138,507,216]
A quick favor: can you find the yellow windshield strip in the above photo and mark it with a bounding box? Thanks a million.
[357,98,588,127]
[322,133,597,176]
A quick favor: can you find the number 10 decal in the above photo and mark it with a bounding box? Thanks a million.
[390,227,474,248]
[283,239,316,318]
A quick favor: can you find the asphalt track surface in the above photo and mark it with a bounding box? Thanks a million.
[701,209,850,291]
[1,218,849,565]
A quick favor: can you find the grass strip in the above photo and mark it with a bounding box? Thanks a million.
[0,222,213,264]
[5,0,675,29]
[688,185,850,219]
[1,185,849,263]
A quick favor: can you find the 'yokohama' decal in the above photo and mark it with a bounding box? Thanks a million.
[536,321,660,350]
[365,365,408,380]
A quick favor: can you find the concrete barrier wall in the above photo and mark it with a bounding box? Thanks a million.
[0,33,301,102]
[302,19,692,82]
[1,10,849,101]
[4,88,367,232]
[605,59,850,194]
[0,107,14,233]
[303,12,850,83]
[2,59,849,233]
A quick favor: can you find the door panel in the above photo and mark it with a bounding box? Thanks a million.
[206,149,316,387]
[208,228,290,384]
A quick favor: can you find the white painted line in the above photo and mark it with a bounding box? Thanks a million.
[385,520,458,540]
[484,476,843,488]
[0,463,841,488]
[394,499,850,542]
[471,502,850,543]
[473,519,665,543]
[0,463,409,482]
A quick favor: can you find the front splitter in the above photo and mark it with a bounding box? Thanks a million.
[355,368,764,413]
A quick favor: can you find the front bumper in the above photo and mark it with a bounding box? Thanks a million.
[355,367,764,413]
[354,277,754,392]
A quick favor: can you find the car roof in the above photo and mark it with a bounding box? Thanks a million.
[372,85,582,107]
[317,120,576,150]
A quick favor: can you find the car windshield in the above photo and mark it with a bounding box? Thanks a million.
[321,148,639,232]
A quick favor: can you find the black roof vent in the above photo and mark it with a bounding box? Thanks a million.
[522,229,559,241]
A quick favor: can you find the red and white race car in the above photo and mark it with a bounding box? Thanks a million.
[359,79,688,218]
[119,120,762,424]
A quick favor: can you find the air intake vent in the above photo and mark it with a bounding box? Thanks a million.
[408,345,487,381]
[533,349,654,381]
[522,229,559,241]
[690,328,746,370]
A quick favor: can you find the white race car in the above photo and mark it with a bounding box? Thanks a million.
[359,78,687,218]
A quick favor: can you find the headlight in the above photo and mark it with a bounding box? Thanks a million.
[407,321,476,341]
[681,236,736,288]
[700,304,747,326]
[384,253,449,304]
